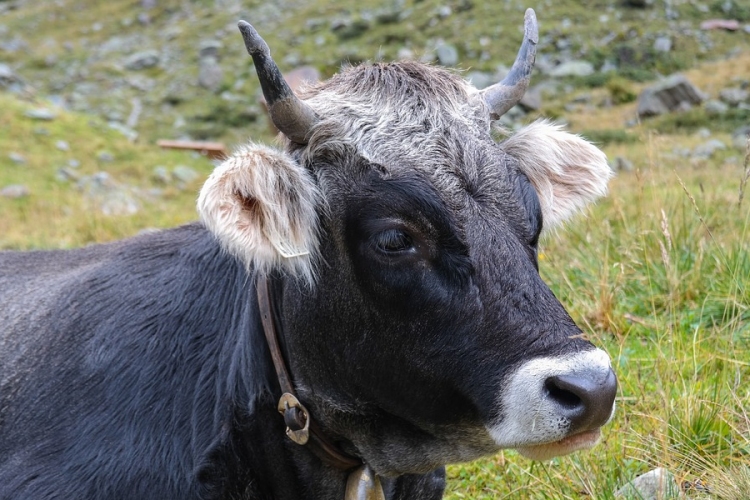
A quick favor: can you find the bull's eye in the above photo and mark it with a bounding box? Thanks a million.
[374,229,414,254]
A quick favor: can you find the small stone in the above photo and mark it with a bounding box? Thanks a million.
[152,166,171,184]
[68,159,81,168]
[123,50,160,70]
[611,156,634,172]
[199,39,223,59]
[0,184,29,198]
[8,152,26,164]
[24,108,57,121]
[0,63,20,88]
[732,125,750,150]
[696,127,712,139]
[719,87,749,106]
[519,86,543,111]
[330,17,371,40]
[692,139,727,159]
[171,165,199,186]
[465,71,494,90]
[56,167,80,182]
[55,140,70,151]
[705,99,729,115]
[97,151,115,162]
[637,74,705,118]
[653,36,672,53]
[435,42,459,66]
[615,468,680,499]
[549,60,595,77]
[198,57,223,92]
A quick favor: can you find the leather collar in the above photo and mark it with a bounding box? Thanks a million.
[256,276,362,471]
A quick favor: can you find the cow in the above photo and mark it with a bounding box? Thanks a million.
[0,9,617,500]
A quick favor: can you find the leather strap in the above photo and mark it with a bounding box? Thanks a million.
[257,276,362,471]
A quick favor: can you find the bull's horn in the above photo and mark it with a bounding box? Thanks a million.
[480,8,538,120]
[238,21,318,144]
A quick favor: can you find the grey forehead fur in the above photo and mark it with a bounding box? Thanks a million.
[292,61,510,203]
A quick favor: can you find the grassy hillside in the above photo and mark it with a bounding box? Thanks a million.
[1,0,749,498]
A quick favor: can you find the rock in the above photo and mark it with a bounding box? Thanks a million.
[108,122,138,142]
[623,0,654,7]
[152,166,171,184]
[435,42,459,66]
[331,17,371,40]
[0,184,29,198]
[56,167,80,182]
[700,19,740,31]
[78,172,140,216]
[611,156,634,172]
[123,50,160,70]
[732,125,750,150]
[465,71,493,90]
[519,85,543,111]
[8,152,26,164]
[97,151,115,162]
[692,139,727,159]
[171,165,199,187]
[56,140,70,151]
[198,57,223,92]
[653,36,672,53]
[704,99,729,116]
[198,39,223,59]
[719,87,749,106]
[637,74,705,118]
[24,108,57,121]
[549,60,595,77]
[615,468,681,499]
[0,63,20,88]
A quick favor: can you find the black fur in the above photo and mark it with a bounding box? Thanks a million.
[0,224,445,499]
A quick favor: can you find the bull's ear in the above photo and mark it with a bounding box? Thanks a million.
[197,143,320,282]
[501,120,613,231]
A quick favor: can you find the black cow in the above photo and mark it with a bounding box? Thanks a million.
[0,10,617,500]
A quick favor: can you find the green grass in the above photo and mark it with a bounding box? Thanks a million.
[0,93,215,249]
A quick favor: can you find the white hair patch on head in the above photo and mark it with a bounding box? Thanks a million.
[501,120,613,231]
[197,143,320,283]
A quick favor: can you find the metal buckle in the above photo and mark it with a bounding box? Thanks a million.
[277,392,310,445]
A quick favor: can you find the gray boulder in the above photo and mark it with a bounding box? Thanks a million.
[637,74,705,118]
[615,468,681,499]
[719,87,749,106]
[435,42,459,67]
[549,60,595,77]
[0,184,29,198]
[198,57,223,92]
[692,139,727,159]
[123,50,160,70]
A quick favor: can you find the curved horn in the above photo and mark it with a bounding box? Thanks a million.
[481,8,538,120]
[238,21,318,144]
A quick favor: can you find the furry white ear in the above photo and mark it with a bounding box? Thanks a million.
[501,120,613,232]
[197,143,320,282]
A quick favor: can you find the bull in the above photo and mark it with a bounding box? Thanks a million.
[0,10,617,500]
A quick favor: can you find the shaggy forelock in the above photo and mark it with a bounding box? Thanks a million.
[299,62,491,177]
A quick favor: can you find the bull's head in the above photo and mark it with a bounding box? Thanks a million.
[198,10,617,476]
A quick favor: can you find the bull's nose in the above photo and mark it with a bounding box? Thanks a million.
[544,368,617,434]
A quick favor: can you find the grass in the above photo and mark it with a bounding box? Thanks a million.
[0,93,215,249]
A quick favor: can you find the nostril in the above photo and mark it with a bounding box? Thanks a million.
[545,377,583,410]
[544,369,617,433]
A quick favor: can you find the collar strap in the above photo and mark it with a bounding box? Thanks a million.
[256,276,362,471]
